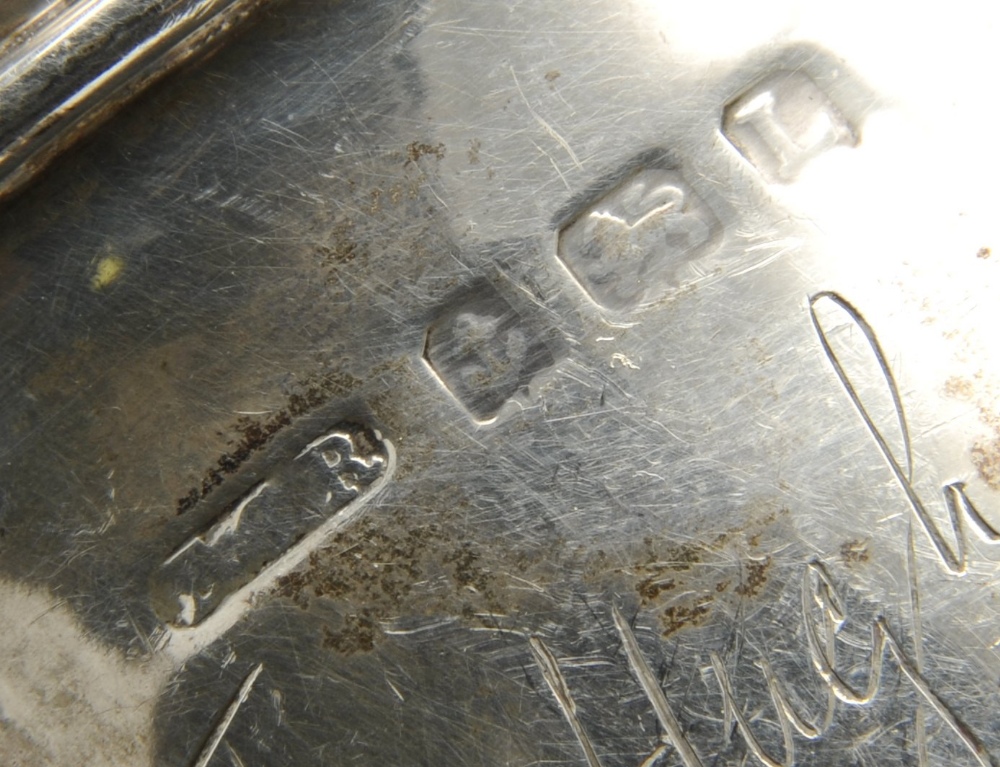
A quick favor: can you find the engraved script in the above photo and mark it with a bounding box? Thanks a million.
[531,292,1000,767]
[533,563,993,767]
[810,291,1000,574]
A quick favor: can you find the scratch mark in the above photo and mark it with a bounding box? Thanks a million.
[510,66,583,170]
[529,636,604,767]
[192,663,263,767]
[533,140,572,192]
[637,743,669,767]
[612,606,704,767]
[223,741,246,767]
[534,114,583,171]
[382,618,457,636]
[386,678,405,703]
[906,524,928,766]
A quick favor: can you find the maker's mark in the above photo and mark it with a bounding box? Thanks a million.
[151,422,392,633]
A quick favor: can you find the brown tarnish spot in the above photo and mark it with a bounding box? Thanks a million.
[972,405,1000,491]
[662,597,713,638]
[445,543,493,593]
[748,337,773,366]
[467,138,481,164]
[626,539,703,607]
[322,614,378,655]
[405,141,445,166]
[840,539,870,565]
[271,499,554,655]
[317,220,366,266]
[176,369,361,514]
[275,500,789,652]
[977,247,991,259]
[735,556,771,598]
[590,505,789,637]
[940,375,1000,492]
[544,70,561,82]
[636,576,675,605]
[944,376,975,400]
[972,439,1000,491]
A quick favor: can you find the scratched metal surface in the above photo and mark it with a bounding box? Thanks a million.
[2,2,1000,765]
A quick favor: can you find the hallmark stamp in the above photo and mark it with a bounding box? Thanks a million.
[423,282,554,423]
[557,168,721,312]
[723,70,857,183]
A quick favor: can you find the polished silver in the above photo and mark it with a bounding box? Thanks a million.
[0,0,273,202]
[1,2,999,766]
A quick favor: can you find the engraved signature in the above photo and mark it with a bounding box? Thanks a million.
[810,291,1000,575]
[531,292,1000,767]
[708,560,990,767]
[533,562,993,767]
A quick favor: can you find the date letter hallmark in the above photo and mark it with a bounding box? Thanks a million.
[723,71,857,183]
[810,291,1000,574]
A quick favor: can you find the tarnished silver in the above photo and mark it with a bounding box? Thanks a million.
[1,2,999,766]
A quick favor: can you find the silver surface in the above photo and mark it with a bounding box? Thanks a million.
[0,0,273,202]
[1,2,999,766]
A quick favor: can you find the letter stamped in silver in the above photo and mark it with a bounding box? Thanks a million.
[152,422,394,652]
[724,70,857,183]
